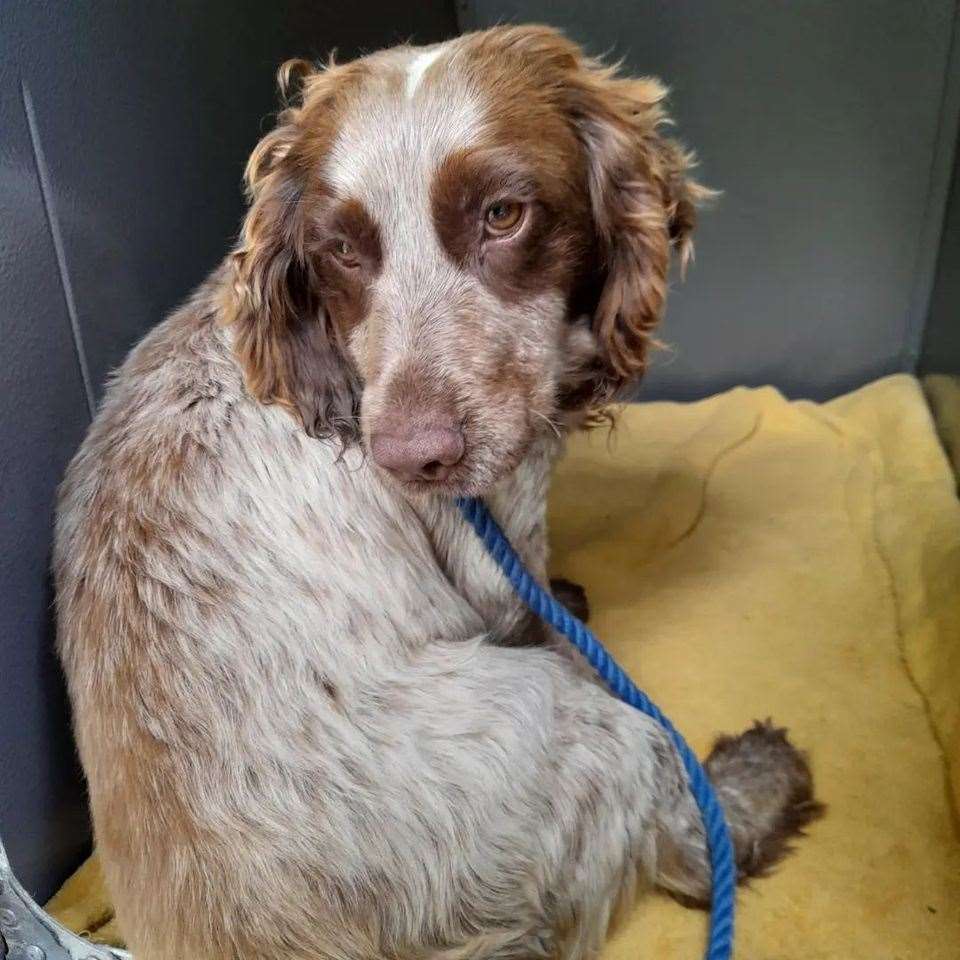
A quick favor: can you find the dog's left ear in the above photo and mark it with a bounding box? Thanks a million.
[221,59,363,445]
[566,53,714,398]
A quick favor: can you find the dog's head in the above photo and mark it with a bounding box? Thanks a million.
[223,25,709,495]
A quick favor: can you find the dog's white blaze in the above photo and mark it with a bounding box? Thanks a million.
[405,45,446,99]
[324,63,481,199]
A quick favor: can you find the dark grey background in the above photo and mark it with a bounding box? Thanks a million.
[2,0,959,902]
[0,0,457,900]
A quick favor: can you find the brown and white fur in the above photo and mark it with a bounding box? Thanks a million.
[54,26,822,960]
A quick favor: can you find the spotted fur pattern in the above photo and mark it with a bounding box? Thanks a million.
[54,26,819,960]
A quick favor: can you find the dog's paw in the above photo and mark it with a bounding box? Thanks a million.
[549,577,590,623]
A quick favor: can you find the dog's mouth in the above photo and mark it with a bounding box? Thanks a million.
[362,379,549,498]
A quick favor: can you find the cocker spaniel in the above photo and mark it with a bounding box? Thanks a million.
[55,25,821,960]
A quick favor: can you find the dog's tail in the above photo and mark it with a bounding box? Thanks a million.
[705,719,825,879]
[656,719,825,905]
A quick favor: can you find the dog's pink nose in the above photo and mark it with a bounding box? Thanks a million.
[370,421,465,482]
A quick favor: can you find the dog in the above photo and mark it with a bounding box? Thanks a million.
[54,25,822,960]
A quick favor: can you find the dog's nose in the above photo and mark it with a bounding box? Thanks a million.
[370,421,465,482]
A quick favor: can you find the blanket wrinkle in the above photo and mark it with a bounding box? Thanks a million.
[665,407,764,553]
[862,413,958,841]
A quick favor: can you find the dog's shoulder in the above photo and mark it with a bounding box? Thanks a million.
[55,270,345,560]
[104,272,243,434]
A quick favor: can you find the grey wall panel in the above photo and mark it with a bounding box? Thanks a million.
[6,1,458,400]
[462,0,958,400]
[0,57,94,899]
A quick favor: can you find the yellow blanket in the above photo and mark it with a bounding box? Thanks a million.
[48,374,960,958]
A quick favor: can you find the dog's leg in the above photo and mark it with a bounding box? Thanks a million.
[104,641,820,960]
[336,643,673,959]
[288,641,680,960]
[652,720,825,906]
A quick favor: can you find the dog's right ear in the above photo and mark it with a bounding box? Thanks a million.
[562,43,714,402]
[221,59,362,445]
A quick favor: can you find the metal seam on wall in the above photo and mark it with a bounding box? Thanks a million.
[901,0,960,373]
[20,79,96,422]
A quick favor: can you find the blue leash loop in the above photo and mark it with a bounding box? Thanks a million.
[456,496,736,960]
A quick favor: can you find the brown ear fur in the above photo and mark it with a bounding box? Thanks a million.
[560,36,713,398]
[220,59,363,444]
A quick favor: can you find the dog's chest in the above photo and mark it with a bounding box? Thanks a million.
[420,438,557,643]
[217,409,557,650]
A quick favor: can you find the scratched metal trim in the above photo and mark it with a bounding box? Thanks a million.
[0,837,130,960]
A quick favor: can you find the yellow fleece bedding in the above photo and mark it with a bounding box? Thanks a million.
[48,374,960,957]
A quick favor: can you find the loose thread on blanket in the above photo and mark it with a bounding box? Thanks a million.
[455,496,737,960]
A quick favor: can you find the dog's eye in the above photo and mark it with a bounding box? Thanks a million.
[484,201,524,236]
[332,239,359,267]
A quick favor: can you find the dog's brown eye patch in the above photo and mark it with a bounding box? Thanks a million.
[324,198,383,272]
[432,147,591,303]
[312,196,382,335]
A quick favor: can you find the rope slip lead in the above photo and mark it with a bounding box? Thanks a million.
[456,496,736,960]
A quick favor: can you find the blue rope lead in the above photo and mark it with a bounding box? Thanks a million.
[456,496,736,960]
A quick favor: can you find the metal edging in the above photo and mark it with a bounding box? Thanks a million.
[0,837,131,960]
